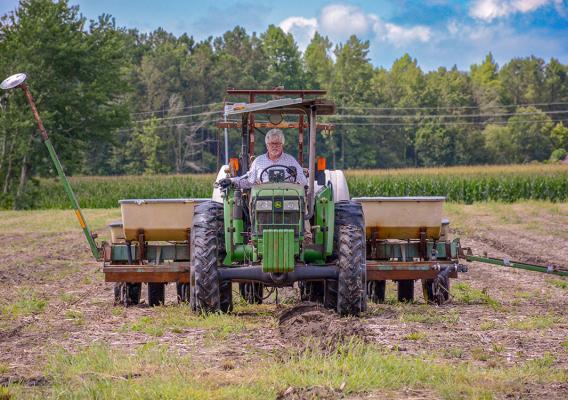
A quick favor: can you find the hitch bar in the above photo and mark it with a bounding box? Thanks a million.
[218,265,338,286]
[463,251,567,277]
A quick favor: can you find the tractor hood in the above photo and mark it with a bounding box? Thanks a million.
[251,183,306,198]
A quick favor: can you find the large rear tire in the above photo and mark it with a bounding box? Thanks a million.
[337,225,366,316]
[192,201,230,313]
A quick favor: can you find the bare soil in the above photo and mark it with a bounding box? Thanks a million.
[0,204,567,399]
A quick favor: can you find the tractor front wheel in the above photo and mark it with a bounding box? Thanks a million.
[337,225,366,316]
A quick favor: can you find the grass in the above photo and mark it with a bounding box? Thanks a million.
[471,347,490,361]
[445,200,568,238]
[507,314,564,330]
[0,363,9,374]
[125,304,261,339]
[0,289,47,319]
[404,331,427,341]
[64,309,85,326]
[59,293,79,304]
[0,208,120,233]
[549,278,568,290]
[451,283,501,310]
[9,164,568,209]
[479,320,498,331]
[442,347,465,359]
[399,305,460,325]
[8,339,567,400]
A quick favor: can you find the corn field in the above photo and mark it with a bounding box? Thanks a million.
[30,164,568,209]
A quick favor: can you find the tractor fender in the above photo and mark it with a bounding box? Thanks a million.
[325,170,350,202]
[212,165,229,203]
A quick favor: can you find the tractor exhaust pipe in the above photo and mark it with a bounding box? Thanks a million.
[1,73,100,260]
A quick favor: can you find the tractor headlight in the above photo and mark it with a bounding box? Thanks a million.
[283,200,300,211]
[256,200,272,211]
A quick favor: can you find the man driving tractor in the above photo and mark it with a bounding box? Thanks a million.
[219,128,311,241]
[219,128,307,189]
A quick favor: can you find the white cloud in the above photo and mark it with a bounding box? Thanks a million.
[302,4,432,47]
[382,23,432,46]
[279,17,318,50]
[469,0,557,21]
[319,4,372,37]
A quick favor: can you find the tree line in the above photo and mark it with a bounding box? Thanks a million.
[0,0,567,208]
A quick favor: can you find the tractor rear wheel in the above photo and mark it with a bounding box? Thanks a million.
[114,282,141,306]
[239,282,264,304]
[422,275,450,305]
[192,201,230,313]
[148,283,165,306]
[397,280,414,302]
[337,225,366,316]
[367,280,386,303]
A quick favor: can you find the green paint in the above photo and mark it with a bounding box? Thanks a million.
[466,255,568,277]
[251,183,305,198]
[261,229,294,272]
[45,139,99,260]
[314,186,334,256]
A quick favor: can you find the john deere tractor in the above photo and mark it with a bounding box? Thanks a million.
[190,90,366,316]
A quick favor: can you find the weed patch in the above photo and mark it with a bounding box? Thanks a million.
[507,314,563,330]
[479,320,497,331]
[1,290,47,318]
[549,279,568,290]
[404,331,426,341]
[11,338,568,399]
[126,304,259,339]
[400,306,460,325]
[451,283,501,309]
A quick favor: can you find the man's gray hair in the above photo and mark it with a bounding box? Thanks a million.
[265,128,285,146]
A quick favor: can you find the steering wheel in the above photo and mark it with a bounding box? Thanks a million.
[259,164,298,183]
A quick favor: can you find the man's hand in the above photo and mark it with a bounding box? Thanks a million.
[217,177,233,189]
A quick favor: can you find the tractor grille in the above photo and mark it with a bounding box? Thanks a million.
[253,195,303,235]
[256,211,302,234]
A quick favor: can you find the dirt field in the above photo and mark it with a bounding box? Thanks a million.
[0,201,567,399]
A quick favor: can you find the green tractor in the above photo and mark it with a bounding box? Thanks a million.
[190,90,366,316]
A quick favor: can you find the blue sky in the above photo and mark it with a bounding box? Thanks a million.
[1,0,567,71]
